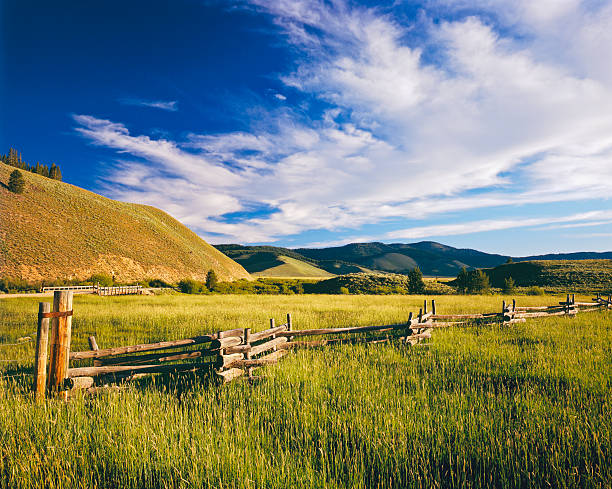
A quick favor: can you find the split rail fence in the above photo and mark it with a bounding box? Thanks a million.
[32,291,611,399]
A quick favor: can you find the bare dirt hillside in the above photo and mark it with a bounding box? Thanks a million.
[0,163,251,283]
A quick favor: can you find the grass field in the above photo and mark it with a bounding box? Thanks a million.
[0,294,610,488]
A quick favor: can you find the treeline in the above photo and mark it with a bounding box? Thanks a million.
[1,147,62,181]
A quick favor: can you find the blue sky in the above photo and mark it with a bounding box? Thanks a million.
[2,0,612,255]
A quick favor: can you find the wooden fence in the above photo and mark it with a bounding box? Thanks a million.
[96,285,142,296]
[41,284,142,296]
[32,291,611,400]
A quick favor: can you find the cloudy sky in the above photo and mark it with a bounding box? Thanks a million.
[2,0,612,254]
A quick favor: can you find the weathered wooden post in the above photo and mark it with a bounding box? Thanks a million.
[88,336,101,366]
[244,327,252,379]
[287,313,293,342]
[512,299,516,313]
[47,291,73,397]
[34,302,51,401]
[270,318,277,351]
[431,300,436,316]
[404,312,413,344]
[423,300,427,315]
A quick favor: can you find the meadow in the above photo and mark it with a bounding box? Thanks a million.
[0,293,610,488]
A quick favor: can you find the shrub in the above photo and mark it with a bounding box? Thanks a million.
[339,286,350,295]
[526,286,546,296]
[178,279,206,294]
[8,170,25,194]
[89,273,114,287]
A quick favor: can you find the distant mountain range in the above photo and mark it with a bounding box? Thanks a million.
[215,241,612,277]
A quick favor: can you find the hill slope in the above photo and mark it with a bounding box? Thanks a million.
[215,245,368,277]
[0,163,251,283]
[482,259,612,291]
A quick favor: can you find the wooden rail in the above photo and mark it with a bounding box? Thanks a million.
[31,292,609,398]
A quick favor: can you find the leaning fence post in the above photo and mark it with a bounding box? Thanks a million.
[34,302,51,401]
[47,291,73,397]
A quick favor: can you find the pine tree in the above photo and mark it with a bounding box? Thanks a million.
[8,148,17,167]
[469,270,491,294]
[455,267,470,294]
[8,170,25,194]
[206,269,218,291]
[49,163,62,181]
[407,266,425,293]
[503,276,516,294]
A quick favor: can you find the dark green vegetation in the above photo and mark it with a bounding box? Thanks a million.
[0,162,250,284]
[7,170,24,194]
[477,260,612,293]
[217,242,612,278]
[0,294,610,488]
[215,245,361,277]
[1,147,62,181]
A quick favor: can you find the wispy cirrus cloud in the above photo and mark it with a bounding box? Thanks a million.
[119,98,178,111]
[74,0,612,249]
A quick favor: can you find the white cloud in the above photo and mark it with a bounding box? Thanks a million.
[386,211,612,240]
[75,0,612,245]
[119,98,179,111]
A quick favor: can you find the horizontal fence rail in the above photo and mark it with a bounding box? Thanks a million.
[29,291,611,399]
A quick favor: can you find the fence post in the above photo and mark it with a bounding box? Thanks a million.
[423,300,427,315]
[88,336,101,366]
[47,291,73,397]
[244,327,252,379]
[270,318,277,351]
[287,313,293,342]
[431,300,436,316]
[34,302,51,401]
[404,312,413,344]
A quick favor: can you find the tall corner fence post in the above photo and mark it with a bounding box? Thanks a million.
[47,290,73,399]
[431,299,436,316]
[34,302,51,401]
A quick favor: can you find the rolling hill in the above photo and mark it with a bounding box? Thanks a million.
[216,241,612,279]
[482,259,612,292]
[0,162,251,283]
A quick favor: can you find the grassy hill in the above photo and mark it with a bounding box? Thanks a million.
[215,245,362,278]
[0,163,251,283]
[483,259,612,292]
[251,255,334,278]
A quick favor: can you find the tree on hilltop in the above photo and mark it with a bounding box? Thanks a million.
[50,163,62,181]
[8,170,25,194]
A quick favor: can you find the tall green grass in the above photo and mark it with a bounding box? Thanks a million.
[0,294,609,488]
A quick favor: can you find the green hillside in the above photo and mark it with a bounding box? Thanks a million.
[215,245,362,277]
[483,260,612,292]
[0,163,251,283]
[251,255,334,278]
